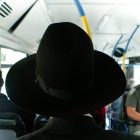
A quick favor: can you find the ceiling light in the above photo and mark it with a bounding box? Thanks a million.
[96,15,111,31]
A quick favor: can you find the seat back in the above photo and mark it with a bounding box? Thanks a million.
[0,112,26,137]
[0,129,16,140]
[34,115,49,130]
[0,97,35,133]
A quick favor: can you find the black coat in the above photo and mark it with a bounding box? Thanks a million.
[17,116,140,140]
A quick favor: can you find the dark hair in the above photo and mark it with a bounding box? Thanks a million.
[0,70,4,88]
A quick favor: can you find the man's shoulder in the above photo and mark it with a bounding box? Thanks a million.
[128,85,140,96]
[128,88,136,95]
[134,84,140,89]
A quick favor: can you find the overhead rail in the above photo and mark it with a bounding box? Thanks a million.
[122,25,140,72]
[73,0,92,41]
[124,25,140,53]
[112,25,140,73]
[112,34,123,57]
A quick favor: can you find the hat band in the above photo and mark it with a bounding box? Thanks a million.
[36,74,94,99]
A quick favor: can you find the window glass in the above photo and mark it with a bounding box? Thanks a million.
[0,48,27,95]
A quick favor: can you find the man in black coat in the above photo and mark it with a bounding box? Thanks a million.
[6,22,140,140]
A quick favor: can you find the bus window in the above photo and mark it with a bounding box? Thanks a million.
[0,47,27,95]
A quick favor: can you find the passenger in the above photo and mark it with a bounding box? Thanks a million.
[5,22,139,140]
[110,78,135,133]
[111,96,122,121]
[126,82,140,135]
[0,70,36,134]
[91,107,106,128]
[122,78,135,121]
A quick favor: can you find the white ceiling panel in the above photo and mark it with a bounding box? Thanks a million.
[0,0,140,57]
[0,27,36,54]
[46,0,140,5]
[0,0,36,30]
[13,0,50,45]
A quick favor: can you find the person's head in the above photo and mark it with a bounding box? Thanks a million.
[5,22,126,117]
[127,78,135,89]
[0,70,4,90]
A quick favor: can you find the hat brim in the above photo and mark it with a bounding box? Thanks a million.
[6,50,126,117]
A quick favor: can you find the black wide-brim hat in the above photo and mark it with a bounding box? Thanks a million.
[6,22,126,117]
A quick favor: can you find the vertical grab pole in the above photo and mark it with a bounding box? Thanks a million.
[73,0,92,41]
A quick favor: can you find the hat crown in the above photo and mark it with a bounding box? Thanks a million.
[36,22,94,90]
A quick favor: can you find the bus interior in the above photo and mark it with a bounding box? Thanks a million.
[0,0,140,139]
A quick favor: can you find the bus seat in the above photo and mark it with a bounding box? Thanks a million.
[0,129,16,140]
[0,93,36,133]
[34,115,49,130]
[0,112,26,137]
